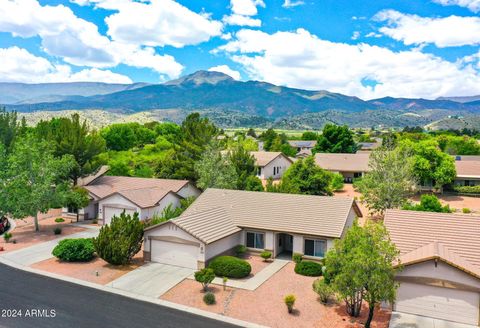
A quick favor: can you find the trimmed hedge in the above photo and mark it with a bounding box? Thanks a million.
[52,238,95,262]
[294,261,323,277]
[454,185,480,194]
[209,256,251,278]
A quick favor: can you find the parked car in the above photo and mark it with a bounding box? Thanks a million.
[0,216,10,234]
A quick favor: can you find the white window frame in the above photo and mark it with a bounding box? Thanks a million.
[303,238,327,258]
[246,231,265,250]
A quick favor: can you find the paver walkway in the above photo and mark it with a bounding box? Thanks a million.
[188,259,289,291]
[0,227,99,266]
[106,262,194,297]
[389,312,477,328]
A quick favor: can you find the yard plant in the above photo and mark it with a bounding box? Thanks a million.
[93,211,143,265]
[203,292,216,305]
[294,260,323,276]
[194,268,215,292]
[209,256,251,278]
[313,278,334,304]
[52,238,95,262]
[55,218,65,223]
[234,245,247,257]
[54,227,62,235]
[3,232,12,243]
[260,251,272,262]
[284,294,296,313]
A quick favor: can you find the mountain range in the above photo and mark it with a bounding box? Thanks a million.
[2,71,480,129]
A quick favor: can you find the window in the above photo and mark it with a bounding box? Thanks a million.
[67,206,78,214]
[246,232,264,249]
[304,239,326,258]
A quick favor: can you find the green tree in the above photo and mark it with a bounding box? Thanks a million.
[36,114,106,183]
[194,268,216,292]
[313,124,357,154]
[64,186,91,222]
[227,145,257,190]
[195,146,237,190]
[381,133,398,150]
[93,211,144,265]
[101,123,137,151]
[246,128,257,138]
[403,194,451,213]
[438,135,480,155]
[324,221,400,328]
[280,157,334,195]
[301,131,318,140]
[0,107,21,152]
[245,175,264,191]
[356,148,417,215]
[2,136,75,231]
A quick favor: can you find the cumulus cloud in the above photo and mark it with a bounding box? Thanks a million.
[282,0,305,8]
[217,28,480,99]
[223,14,262,27]
[0,47,132,83]
[208,65,241,80]
[375,10,480,47]
[433,0,480,13]
[224,0,265,27]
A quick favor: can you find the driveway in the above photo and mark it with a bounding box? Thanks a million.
[0,227,99,266]
[389,312,478,328]
[107,262,193,297]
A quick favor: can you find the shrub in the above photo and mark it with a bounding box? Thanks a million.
[194,268,215,292]
[209,256,251,278]
[93,211,143,265]
[292,253,303,264]
[284,294,296,313]
[3,232,12,243]
[463,208,471,214]
[295,261,323,277]
[203,292,216,305]
[260,251,272,262]
[54,227,62,235]
[52,238,95,262]
[55,218,65,223]
[92,218,98,224]
[454,185,480,194]
[313,278,334,304]
[235,245,247,257]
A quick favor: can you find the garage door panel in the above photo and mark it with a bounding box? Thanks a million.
[395,282,479,325]
[151,240,198,269]
[104,207,135,225]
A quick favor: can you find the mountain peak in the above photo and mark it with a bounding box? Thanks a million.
[164,70,234,86]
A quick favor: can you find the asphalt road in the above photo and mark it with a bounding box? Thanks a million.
[0,263,237,328]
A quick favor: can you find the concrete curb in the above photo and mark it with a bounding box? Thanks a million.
[0,256,267,328]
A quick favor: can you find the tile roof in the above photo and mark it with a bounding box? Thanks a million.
[84,176,190,208]
[454,160,480,178]
[250,151,293,167]
[314,152,371,172]
[384,209,480,279]
[288,140,317,148]
[169,188,361,244]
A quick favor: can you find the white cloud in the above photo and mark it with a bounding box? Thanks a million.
[0,47,132,83]
[351,31,361,40]
[375,10,480,47]
[0,0,186,80]
[433,0,480,13]
[282,0,305,8]
[223,14,262,27]
[217,28,480,99]
[208,65,241,80]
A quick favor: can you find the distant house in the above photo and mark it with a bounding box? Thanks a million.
[385,210,480,326]
[288,140,317,157]
[357,138,382,152]
[144,188,362,269]
[250,151,293,180]
[63,167,200,224]
[314,152,371,183]
[453,156,480,187]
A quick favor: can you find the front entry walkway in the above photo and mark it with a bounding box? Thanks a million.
[389,312,478,328]
[106,263,194,297]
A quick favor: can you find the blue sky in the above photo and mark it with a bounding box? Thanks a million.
[1,0,480,99]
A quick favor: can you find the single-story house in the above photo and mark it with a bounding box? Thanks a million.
[453,156,480,187]
[250,151,293,180]
[314,152,371,183]
[288,140,317,157]
[143,188,362,269]
[63,167,200,224]
[357,138,382,152]
[385,209,480,326]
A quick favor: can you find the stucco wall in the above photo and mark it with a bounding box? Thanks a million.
[177,183,202,199]
[205,232,242,261]
[341,207,358,238]
[141,193,182,220]
[258,156,292,179]
[98,194,140,223]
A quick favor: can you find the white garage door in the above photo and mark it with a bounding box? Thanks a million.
[395,282,479,325]
[103,206,135,225]
[151,240,198,269]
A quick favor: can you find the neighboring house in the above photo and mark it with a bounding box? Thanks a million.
[357,138,382,152]
[314,152,371,183]
[288,140,317,157]
[453,156,480,187]
[250,151,293,180]
[385,210,480,326]
[63,168,200,224]
[144,188,362,269]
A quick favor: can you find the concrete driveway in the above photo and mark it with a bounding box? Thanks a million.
[107,262,193,298]
[389,312,478,328]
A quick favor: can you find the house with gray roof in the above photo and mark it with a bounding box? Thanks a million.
[314,152,371,183]
[143,188,362,269]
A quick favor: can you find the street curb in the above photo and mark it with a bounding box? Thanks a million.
[0,256,267,328]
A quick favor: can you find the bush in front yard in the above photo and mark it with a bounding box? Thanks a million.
[294,261,323,277]
[312,278,334,304]
[260,251,272,261]
[93,211,143,265]
[52,238,95,262]
[195,268,216,292]
[203,292,216,305]
[209,256,251,278]
[55,218,65,223]
[292,252,303,263]
[234,245,247,257]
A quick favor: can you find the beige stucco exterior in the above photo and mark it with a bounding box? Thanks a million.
[257,155,292,180]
